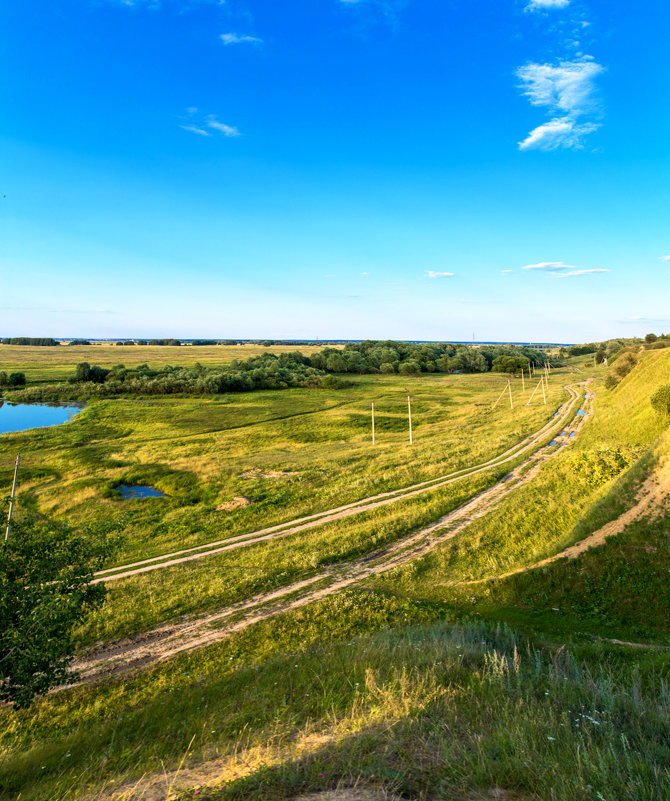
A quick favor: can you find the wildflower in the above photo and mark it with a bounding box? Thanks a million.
[548,736,556,741]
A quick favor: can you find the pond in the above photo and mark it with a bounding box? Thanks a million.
[0,401,84,436]
[116,484,166,499]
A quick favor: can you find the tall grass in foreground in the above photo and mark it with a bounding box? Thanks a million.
[187,621,669,801]
[1,595,667,801]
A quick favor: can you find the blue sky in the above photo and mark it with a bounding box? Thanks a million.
[1,0,668,341]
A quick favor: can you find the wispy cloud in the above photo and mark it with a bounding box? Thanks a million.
[662,255,670,262]
[501,269,513,274]
[517,56,604,151]
[522,261,609,277]
[518,57,603,115]
[220,33,263,46]
[523,261,575,271]
[526,0,571,11]
[425,271,455,278]
[519,117,599,151]
[180,124,211,137]
[556,268,609,278]
[180,112,240,138]
[206,117,241,136]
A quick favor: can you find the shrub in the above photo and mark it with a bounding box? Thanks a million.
[650,384,670,416]
[8,372,26,386]
[569,447,632,487]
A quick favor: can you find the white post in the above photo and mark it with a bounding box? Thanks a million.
[542,377,547,405]
[408,395,413,444]
[5,454,20,544]
[521,370,525,393]
[508,381,513,409]
[371,402,375,445]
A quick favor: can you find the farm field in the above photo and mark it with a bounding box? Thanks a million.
[1,348,668,801]
[0,343,330,384]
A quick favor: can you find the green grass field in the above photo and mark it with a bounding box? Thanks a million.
[0,343,330,384]
[1,347,668,801]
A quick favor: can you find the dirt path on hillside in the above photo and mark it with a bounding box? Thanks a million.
[72,388,592,686]
[468,452,670,585]
[94,385,585,584]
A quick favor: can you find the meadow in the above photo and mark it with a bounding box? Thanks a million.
[0,346,668,801]
[0,343,330,384]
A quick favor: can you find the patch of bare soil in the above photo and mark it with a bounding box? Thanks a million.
[215,496,251,511]
[294,789,404,801]
[239,468,298,479]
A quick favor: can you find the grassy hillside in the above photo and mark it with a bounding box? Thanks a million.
[0,350,668,800]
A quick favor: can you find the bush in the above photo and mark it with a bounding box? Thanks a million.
[603,374,619,390]
[650,384,670,416]
[569,447,632,487]
[8,372,26,386]
[612,353,637,379]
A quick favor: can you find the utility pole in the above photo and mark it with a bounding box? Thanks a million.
[408,395,413,444]
[521,369,525,393]
[542,377,547,405]
[371,402,375,445]
[5,454,20,544]
[508,381,513,409]
[526,379,543,406]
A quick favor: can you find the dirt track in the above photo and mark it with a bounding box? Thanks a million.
[73,383,592,686]
[94,383,585,584]
[470,451,670,584]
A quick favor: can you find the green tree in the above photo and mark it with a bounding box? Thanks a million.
[0,513,119,707]
[645,333,658,343]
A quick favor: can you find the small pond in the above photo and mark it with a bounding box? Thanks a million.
[0,401,84,436]
[117,484,166,500]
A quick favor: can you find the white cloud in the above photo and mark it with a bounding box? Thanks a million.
[501,269,513,273]
[206,117,241,137]
[519,117,599,151]
[425,271,455,278]
[180,114,241,138]
[220,33,263,46]
[522,261,575,271]
[517,57,603,116]
[180,124,211,137]
[526,0,570,10]
[522,262,609,277]
[662,255,670,261]
[517,57,604,151]
[555,269,610,277]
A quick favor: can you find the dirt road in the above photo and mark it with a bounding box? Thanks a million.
[94,384,585,584]
[73,383,593,685]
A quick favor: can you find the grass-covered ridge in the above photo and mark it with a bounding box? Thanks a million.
[1,347,669,800]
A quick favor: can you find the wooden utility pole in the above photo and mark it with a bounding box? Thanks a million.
[492,382,508,410]
[542,376,547,404]
[526,379,543,406]
[408,396,413,444]
[508,381,513,409]
[371,402,375,445]
[521,369,525,393]
[5,454,20,544]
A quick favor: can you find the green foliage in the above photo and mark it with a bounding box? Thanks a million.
[0,515,120,707]
[491,354,529,374]
[0,338,60,346]
[613,352,637,378]
[67,340,91,346]
[7,372,26,387]
[645,333,658,343]
[650,384,670,416]
[569,447,632,487]
[603,373,619,390]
